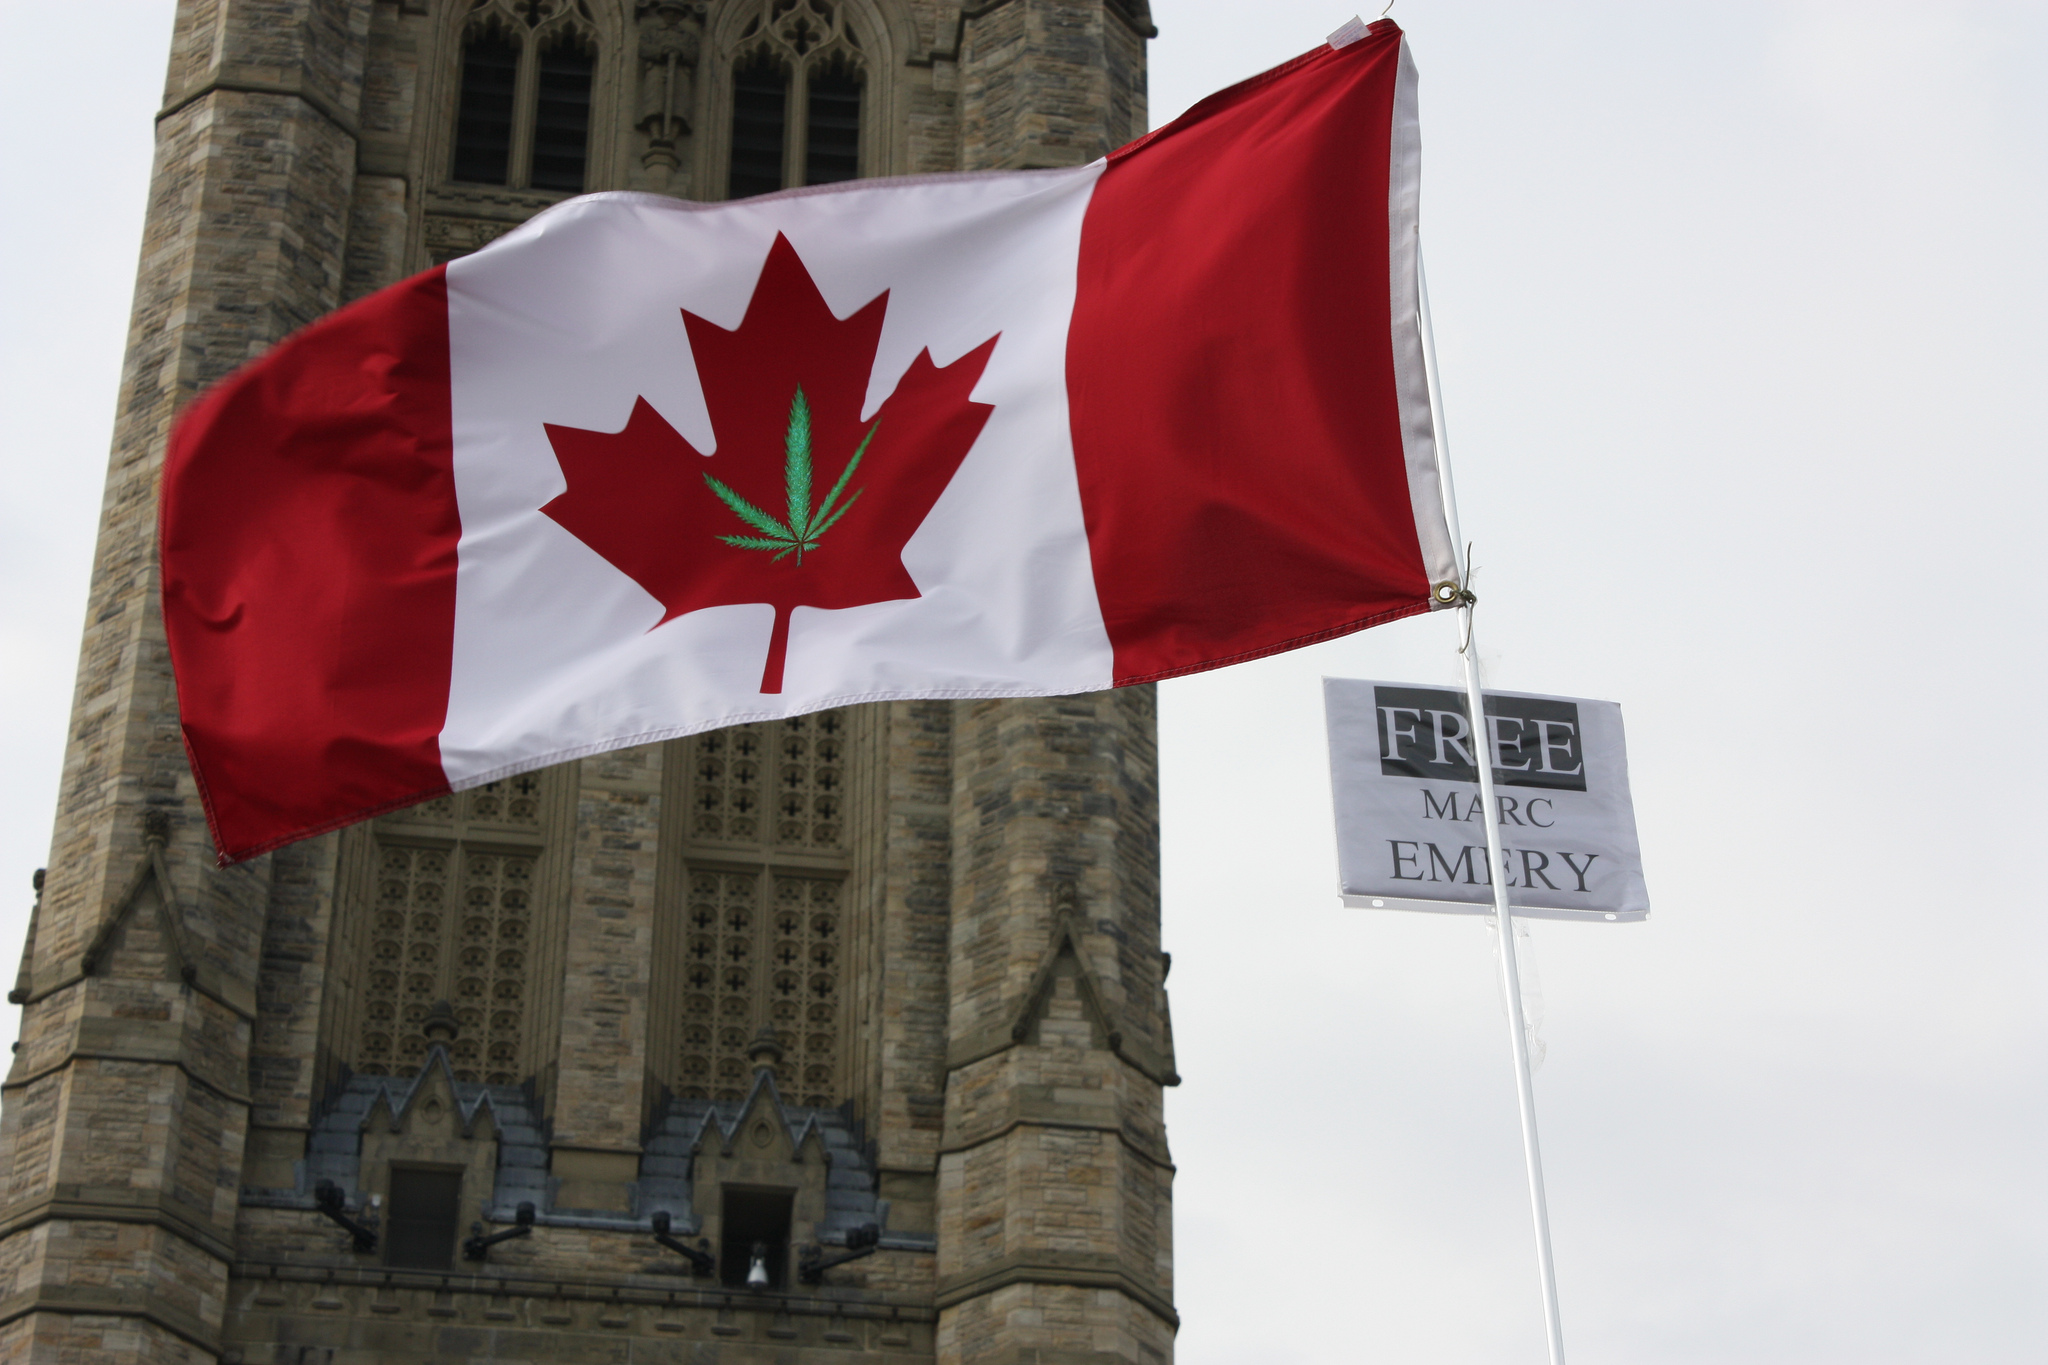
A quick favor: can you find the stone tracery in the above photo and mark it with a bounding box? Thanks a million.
[452,0,601,191]
[675,710,851,1106]
[352,780,547,1086]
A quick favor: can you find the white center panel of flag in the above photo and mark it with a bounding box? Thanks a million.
[440,173,1118,786]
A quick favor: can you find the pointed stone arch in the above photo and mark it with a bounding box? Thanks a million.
[412,0,633,267]
[684,1066,838,1286]
[949,878,1182,1087]
[78,813,195,987]
[698,0,899,195]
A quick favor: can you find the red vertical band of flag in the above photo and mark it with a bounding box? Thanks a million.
[1068,22,1431,683]
[161,269,459,860]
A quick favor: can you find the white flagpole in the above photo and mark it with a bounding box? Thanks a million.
[1418,254,1568,1365]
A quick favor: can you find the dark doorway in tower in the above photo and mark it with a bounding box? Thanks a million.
[720,1186,794,1289]
[384,1167,463,1270]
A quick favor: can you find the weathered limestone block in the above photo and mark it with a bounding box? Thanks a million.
[934,689,1174,1363]
[946,691,1168,1056]
[937,1281,1171,1365]
[958,0,1152,170]
[240,831,342,1191]
[863,702,958,1189]
[0,5,376,1358]
[549,745,665,1207]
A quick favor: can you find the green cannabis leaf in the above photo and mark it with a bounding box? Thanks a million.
[704,386,875,564]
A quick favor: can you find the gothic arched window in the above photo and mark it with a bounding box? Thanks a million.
[728,54,789,199]
[532,31,597,191]
[724,0,865,198]
[346,777,566,1087]
[450,7,598,194]
[804,56,862,187]
[656,710,857,1108]
[452,29,520,185]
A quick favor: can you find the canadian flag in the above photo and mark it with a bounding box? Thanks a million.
[163,19,1458,863]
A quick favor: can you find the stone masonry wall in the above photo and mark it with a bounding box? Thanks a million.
[550,746,666,1210]
[861,701,958,1232]
[0,3,377,1359]
[934,688,1174,1365]
[959,0,1153,170]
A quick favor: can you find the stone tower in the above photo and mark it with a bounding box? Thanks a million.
[0,4,1173,1363]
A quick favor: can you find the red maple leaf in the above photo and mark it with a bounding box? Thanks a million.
[540,234,998,693]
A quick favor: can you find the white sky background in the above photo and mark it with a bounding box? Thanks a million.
[0,2,2043,1361]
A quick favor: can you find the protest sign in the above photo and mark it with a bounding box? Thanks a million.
[1325,677,1649,920]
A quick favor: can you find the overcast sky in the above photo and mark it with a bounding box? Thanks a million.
[2,3,2043,1362]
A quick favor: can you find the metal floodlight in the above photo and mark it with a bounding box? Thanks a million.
[311,1178,379,1254]
[462,1201,537,1262]
[798,1222,883,1284]
[649,1210,716,1276]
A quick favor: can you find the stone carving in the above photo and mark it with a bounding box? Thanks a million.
[356,780,544,1083]
[637,1,705,183]
[680,710,849,1105]
[737,0,861,60]
[423,214,519,263]
[638,2,705,138]
[690,710,845,850]
[677,867,843,1106]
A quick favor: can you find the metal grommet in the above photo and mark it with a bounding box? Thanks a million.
[1433,581,1462,604]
